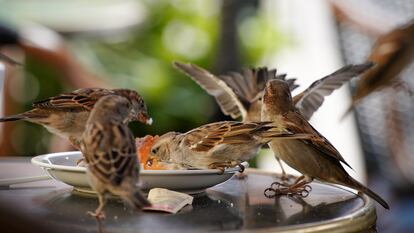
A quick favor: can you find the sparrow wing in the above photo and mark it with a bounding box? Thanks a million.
[183,121,263,152]
[293,62,373,120]
[32,88,113,111]
[173,62,247,119]
[218,67,299,104]
[283,111,352,169]
[82,121,138,186]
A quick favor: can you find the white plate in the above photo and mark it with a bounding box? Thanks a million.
[31,151,248,193]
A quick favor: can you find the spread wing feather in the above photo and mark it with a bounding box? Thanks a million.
[293,63,373,120]
[33,88,114,111]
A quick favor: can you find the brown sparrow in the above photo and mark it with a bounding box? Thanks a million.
[261,79,389,209]
[81,95,150,219]
[173,61,298,122]
[0,88,152,148]
[146,121,311,171]
[174,61,372,176]
[349,20,414,109]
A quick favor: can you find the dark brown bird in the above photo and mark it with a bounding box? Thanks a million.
[261,79,389,209]
[81,95,150,219]
[0,88,152,148]
[349,19,414,110]
[174,61,373,177]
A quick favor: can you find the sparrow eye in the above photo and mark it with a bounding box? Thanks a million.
[151,147,159,154]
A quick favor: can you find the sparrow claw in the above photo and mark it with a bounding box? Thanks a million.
[280,174,290,181]
[217,167,225,174]
[76,158,86,167]
[235,172,248,179]
[87,210,106,220]
[264,183,312,199]
[270,181,289,190]
[238,163,245,173]
[264,187,278,198]
[299,189,310,198]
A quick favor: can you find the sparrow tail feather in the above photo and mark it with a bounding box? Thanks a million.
[257,131,313,140]
[343,176,389,209]
[0,114,26,122]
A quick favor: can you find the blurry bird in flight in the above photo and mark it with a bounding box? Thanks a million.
[347,19,414,113]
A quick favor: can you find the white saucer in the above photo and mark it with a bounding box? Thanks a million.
[31,151,248,193]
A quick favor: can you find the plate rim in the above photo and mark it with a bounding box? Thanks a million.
[31,151,249,175]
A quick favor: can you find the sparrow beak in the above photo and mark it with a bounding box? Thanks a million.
[136,112,153,125]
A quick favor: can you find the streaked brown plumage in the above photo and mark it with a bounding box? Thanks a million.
[349,20,414,110]
[0,88,152,148]
[261,79,389,209]
[173,61,298,121]
[81,95,150,219]
[174,61,373,176]
[147,121,311,171]
[293,62,373,119]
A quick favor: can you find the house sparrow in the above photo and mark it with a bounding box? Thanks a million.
[0,88,152,148]
[261,79,389,209]
[349,20,414,110]
[81,95,150,219]
[146,121,311,172]
[174,61,372,176]
[173,61,298,122]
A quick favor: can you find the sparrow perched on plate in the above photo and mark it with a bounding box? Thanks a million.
[146,121,311,172]
[0,88,152,148]
[174,61,373,176]
[348,20,414,111]
[261,79,389,209]
[81,95,150,219]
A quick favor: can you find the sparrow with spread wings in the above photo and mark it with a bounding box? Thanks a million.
[173,61,373,177]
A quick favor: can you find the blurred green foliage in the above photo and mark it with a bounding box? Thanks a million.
[9,0,286,157]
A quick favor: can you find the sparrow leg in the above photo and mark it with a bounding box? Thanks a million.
[292,175,306,185]
[88,194,106,220]
[265,176,313,198]
[208,162,233,174]
[69,136,81,150]
[267,175,304,190]
[275,157,288,181]
[76,158,86,167]
[282,177,313,197]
